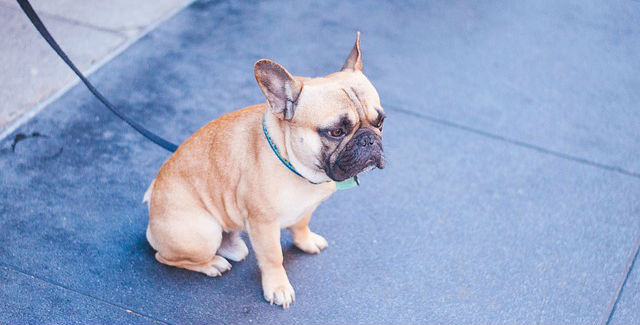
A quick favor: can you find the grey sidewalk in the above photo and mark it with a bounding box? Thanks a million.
[1,0,639,324]
[0,0,191,133]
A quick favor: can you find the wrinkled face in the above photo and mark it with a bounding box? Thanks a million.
[287,71,385,182]
[254,32,384,183]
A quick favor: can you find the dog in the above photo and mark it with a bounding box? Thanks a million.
[144,32,385,308]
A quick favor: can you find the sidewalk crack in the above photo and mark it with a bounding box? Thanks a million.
[602,235,640,324]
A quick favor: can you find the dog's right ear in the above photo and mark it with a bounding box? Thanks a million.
[254,59,303,120]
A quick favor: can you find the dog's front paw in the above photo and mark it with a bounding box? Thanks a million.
[262,271,295,308]
[294,232,328,254]
[263,282,295,308]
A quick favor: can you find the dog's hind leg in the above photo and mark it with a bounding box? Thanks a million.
[149,208,231,277]
[217,230,249,262]
[155,253,231,277]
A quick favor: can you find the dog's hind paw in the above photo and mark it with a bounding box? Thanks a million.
[198,255,232,277]
[218,231,249,262]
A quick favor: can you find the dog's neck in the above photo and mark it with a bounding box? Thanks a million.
[263,110,318,184]
[262,110,331,185]
[262,110,359,190]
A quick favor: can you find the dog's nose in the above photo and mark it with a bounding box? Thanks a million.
[357,133,375,147]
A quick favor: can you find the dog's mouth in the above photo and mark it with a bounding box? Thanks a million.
[335,153,384,179]
[325,132,385,182]
[328,159,383,182]
[356,154,385,172]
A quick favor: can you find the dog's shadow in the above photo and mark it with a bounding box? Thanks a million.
[137,230,316,287]
[279,232,320,270]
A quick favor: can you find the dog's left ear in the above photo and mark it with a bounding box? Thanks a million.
[341,31,363,72]
[255,59,303,120]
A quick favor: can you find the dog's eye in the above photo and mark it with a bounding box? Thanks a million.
[329,128,345,137]
[374,117,385,129]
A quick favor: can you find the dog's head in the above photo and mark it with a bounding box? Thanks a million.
[255,32,385,184]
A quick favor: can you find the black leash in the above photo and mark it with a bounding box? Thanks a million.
[16,0,179,152]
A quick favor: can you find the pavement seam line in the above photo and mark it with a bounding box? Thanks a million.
[603,234,640,324]
[0,261,174,325]
[0,0,196,143]
[386,106,640,180]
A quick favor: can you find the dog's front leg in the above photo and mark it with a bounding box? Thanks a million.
[248,219,295,308]
[290,213,328,254]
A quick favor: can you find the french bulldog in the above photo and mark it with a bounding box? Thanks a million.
[144,32,385,308]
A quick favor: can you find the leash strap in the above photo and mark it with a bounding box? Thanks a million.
[16,0,178,152]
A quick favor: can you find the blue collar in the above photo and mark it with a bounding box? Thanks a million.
[262,116,359,190]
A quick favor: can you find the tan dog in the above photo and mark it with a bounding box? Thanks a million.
[144,32,385,308]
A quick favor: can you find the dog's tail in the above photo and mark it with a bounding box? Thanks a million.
[142,179,156,208]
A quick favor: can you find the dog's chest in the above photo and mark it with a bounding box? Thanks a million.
[273,183,335,228]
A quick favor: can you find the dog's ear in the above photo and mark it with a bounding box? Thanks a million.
[254,59,303,120]
[341,31,363,72]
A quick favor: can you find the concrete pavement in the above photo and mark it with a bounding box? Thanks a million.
[0,0,639,323]
[0,0,192,133]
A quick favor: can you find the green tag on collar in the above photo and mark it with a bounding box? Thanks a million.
[335,176,359,190]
